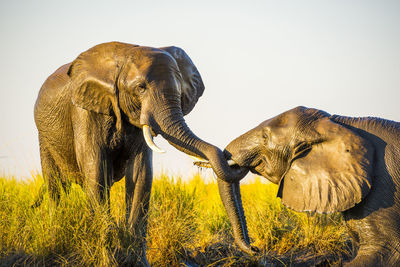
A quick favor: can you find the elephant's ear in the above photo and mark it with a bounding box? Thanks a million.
[68,48,122,129]
[159,46,205,115]
[279,117,374,213]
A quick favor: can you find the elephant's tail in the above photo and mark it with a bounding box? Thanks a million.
[31,184,46,209]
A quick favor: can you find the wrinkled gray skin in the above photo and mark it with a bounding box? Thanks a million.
[217,106,400,266]
[34,42,246,265]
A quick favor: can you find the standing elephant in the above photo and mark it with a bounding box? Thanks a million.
[34,42,245,265]
[197,106,400,266]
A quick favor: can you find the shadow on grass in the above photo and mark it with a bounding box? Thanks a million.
[1,246,352,267]
[184,240,353,267]
[1,248,142,267]
[0,251,69,267]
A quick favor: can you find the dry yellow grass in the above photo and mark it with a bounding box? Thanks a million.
[0,174,351,266]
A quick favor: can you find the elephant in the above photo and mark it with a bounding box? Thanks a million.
[34,42,245,265]
[196,106,400,266]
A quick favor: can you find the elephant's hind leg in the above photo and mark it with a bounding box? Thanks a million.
[38,144,64,204]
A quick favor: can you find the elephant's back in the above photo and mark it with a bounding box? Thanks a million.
[42,63,71,90]
[35,63,71,105]
[34,63,72,127]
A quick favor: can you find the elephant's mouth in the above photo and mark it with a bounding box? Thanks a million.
[251,164,266,178]
[193,154,240,169]
[193,152,249,183]
[193,159,240,168]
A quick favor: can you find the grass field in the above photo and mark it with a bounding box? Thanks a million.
[0,173,352,266]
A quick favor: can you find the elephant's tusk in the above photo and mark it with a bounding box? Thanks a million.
[227,159,237,166]
[193,161,212,168]
[143,125,166,153]
[189,155,208,162]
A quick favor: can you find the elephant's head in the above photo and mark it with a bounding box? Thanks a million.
[201,106,375,254]
[225,106,375,212]
[68,42,246,181]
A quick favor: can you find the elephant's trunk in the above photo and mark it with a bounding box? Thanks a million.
[147,106,248,183]
[217,178,256,255]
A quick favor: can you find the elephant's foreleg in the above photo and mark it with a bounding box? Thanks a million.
[125,146,152,266]
[344,253,384,267]
[74,142,113,206]
[82,159,113,206]
[71,108,114,206]
[344,210,395,266]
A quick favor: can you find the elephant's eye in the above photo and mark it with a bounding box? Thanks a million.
[137,83,147,94]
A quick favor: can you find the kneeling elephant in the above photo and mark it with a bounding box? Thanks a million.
[197,106,400,266]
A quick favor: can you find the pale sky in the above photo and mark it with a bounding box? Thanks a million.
[1,1,399,181]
